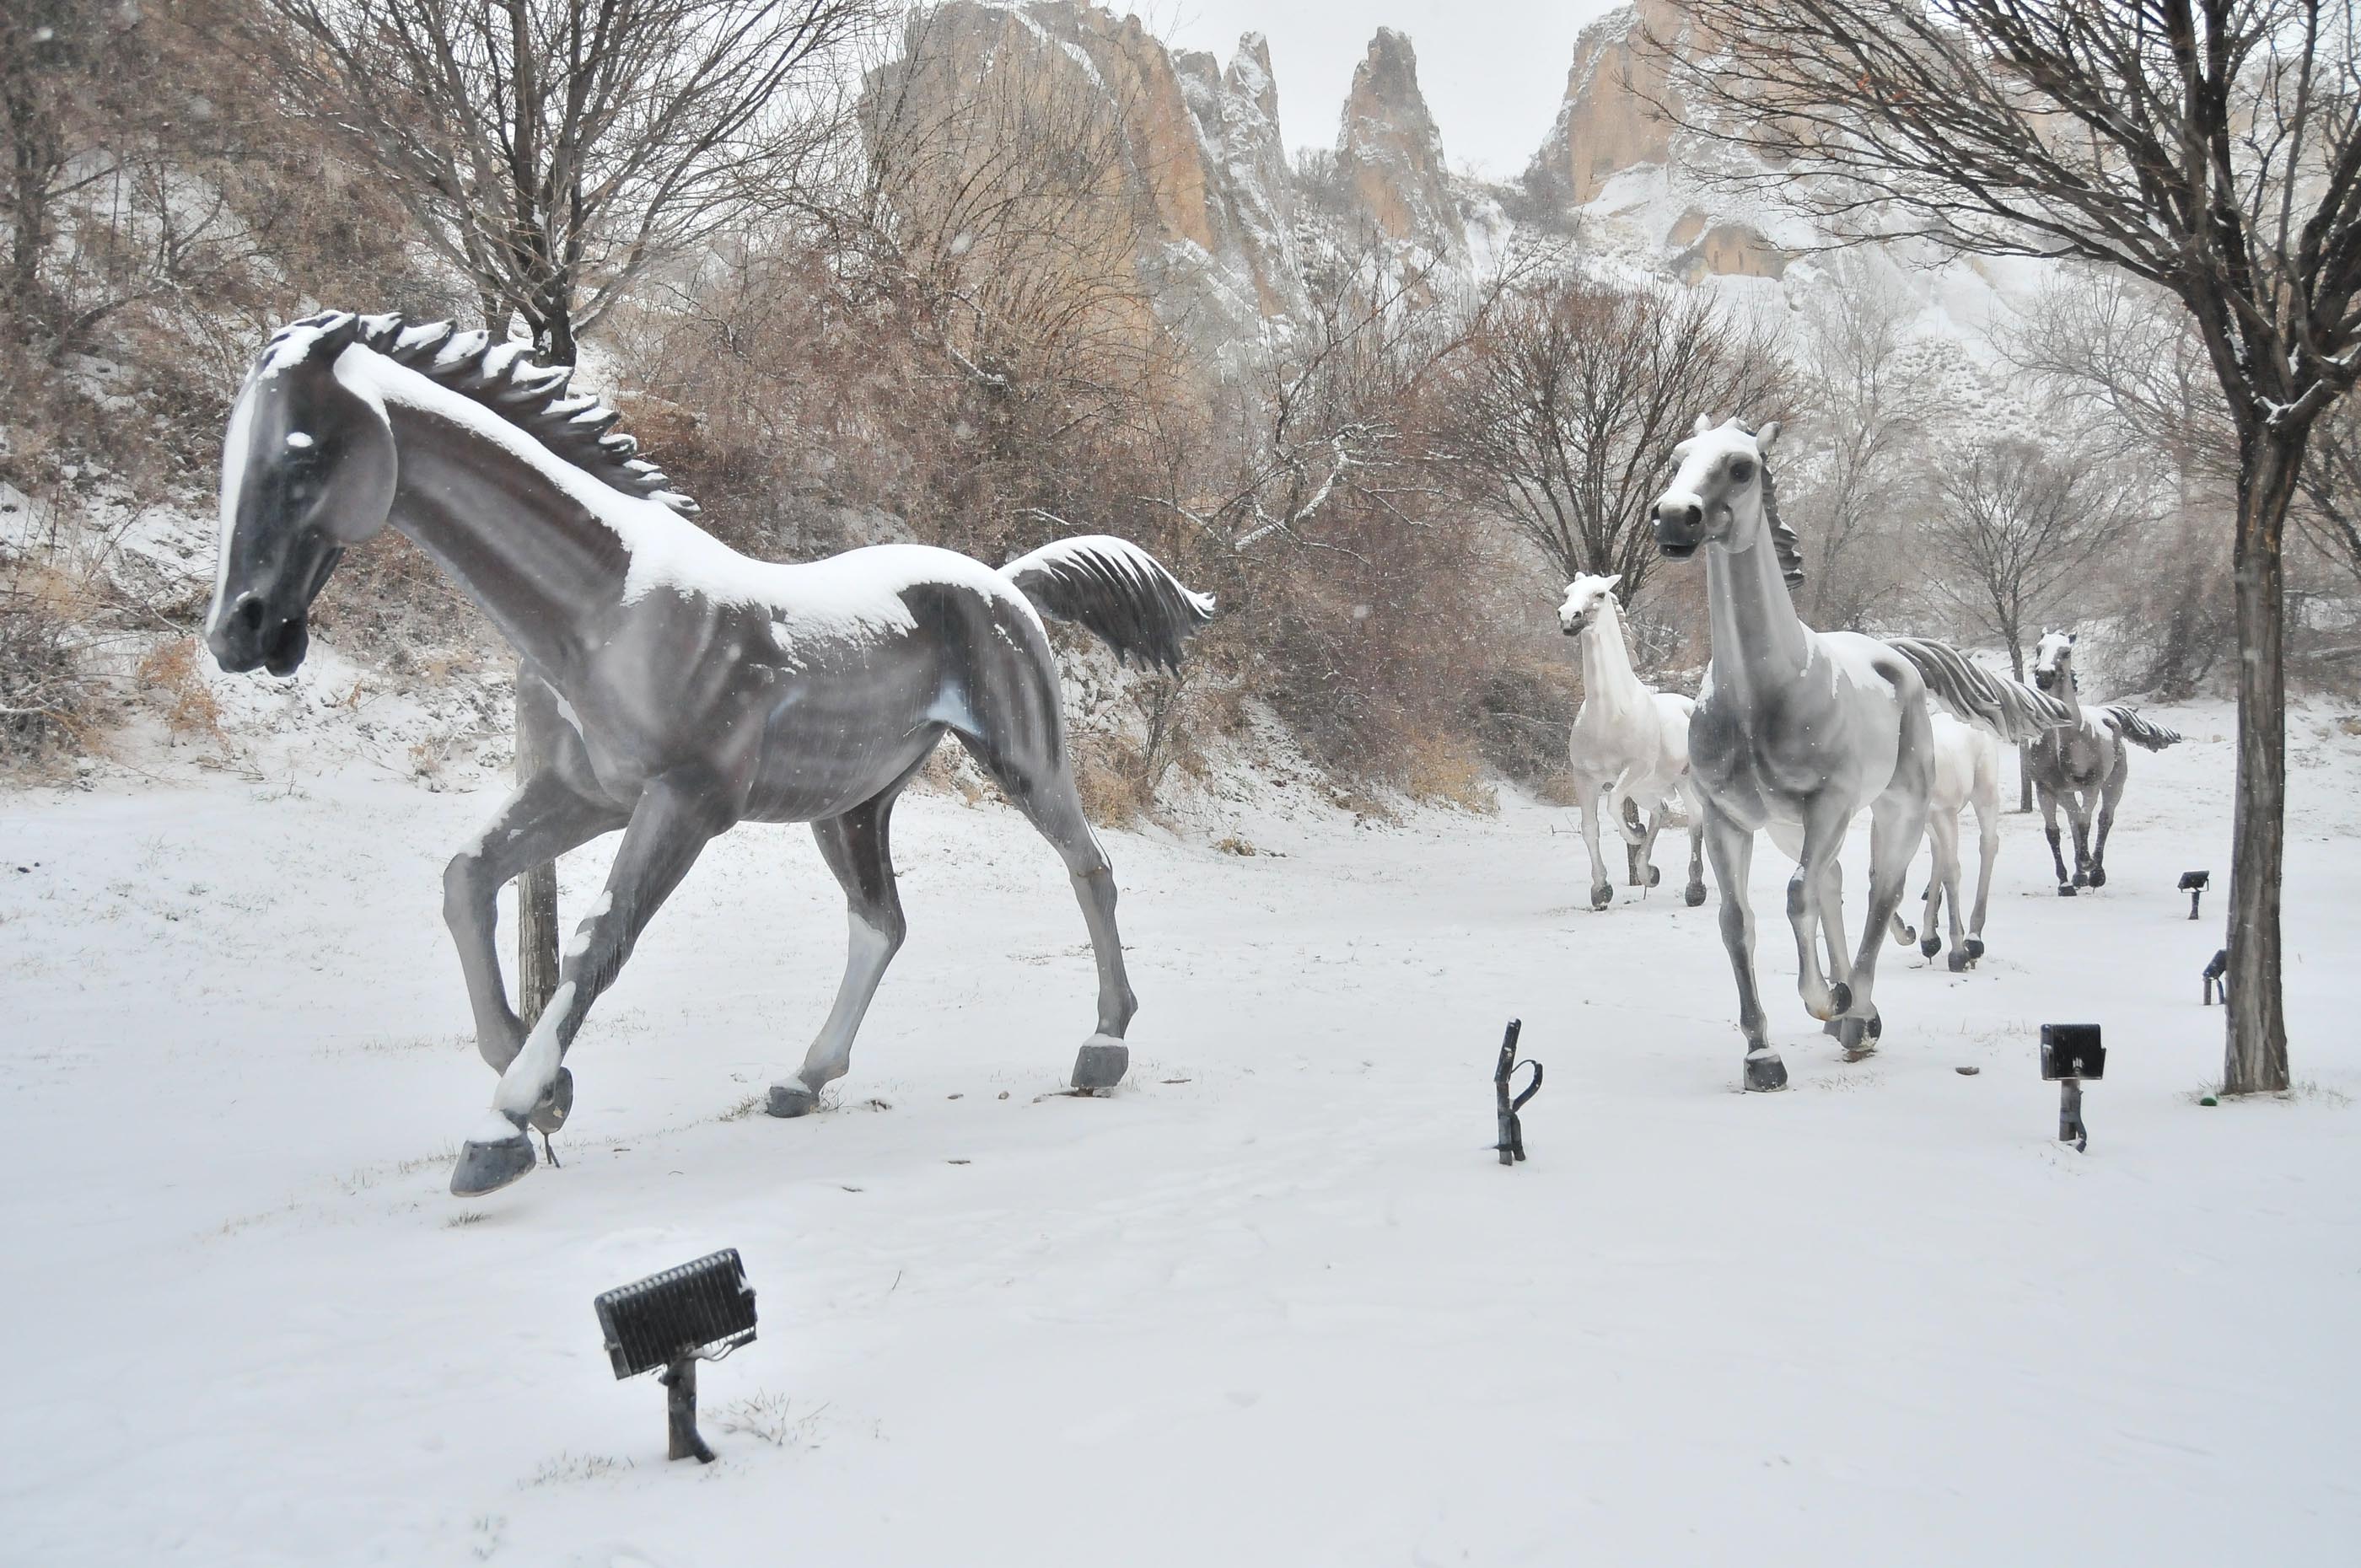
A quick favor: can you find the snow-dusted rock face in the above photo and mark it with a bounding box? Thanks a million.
[1334,29,1466,264]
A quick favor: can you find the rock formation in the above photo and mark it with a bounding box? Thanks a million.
[1334,29,1466,262]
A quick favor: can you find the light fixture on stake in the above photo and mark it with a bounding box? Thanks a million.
[2177,870,2209,920]
[594,1248,757,1463]
[2038,1024,2105,1153]
[2202,948,2229,1007]
[1492,1018,1542,1166]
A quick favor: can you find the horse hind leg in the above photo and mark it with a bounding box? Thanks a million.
[768,780,916,1119]
[1930,812,1970,971]
[1782,801,1853,1025]
[1678,781,1708,906]
[1966,790,1998,960]
[956,727,1138,1092]
[1635,803,1667,889]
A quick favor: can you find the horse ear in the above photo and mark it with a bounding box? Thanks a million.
[1692,412,1714,438]
[2068,631,2078,643]
[1756,420,1782,453]
[1603,573,1622,591]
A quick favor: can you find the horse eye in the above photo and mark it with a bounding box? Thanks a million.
[1729,458,1756,483]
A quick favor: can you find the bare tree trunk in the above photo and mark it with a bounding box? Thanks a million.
[2007,637,2033,811]
[514,669,561,1024]
[2224,433,2300,1095]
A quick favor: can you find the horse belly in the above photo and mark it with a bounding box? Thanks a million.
[745,668,944,822]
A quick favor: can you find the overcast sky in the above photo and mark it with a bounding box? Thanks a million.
[1156,2,1627,179]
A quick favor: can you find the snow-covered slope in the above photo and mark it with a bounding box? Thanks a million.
[3,699,2356,1565]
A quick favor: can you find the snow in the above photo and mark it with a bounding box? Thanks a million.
[3,701,2358,1565]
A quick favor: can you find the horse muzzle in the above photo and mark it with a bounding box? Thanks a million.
[1654,499,1705,561]
[207,593,312,677]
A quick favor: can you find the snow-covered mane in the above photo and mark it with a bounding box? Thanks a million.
[253,310,697,514]
[1751,426,1805,589]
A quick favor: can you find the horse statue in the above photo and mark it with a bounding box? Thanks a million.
[1649,416,2073,1088]
[1885,712,2003,972]
[1556,573,1707,910]
[2028,631,2182,893]
[204,311,1214,1196]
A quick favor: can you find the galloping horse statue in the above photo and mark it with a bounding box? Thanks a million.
[1556,573,1707,910]
[1650,416,2072,1088]
[2029,631,2182,893]
[1885,712,2003,971]
[205,311,1213,1195]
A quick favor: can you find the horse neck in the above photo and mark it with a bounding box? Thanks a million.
[1702,516,1810,701]
[2054,663,2086,719]
[1580,600,1648,707]
[373,384,630,674]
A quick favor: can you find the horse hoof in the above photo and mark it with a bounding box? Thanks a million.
[1948,949,1970,973]
[2073,870,2090,888]
[1589,884,1613,910]
[1837,1017,1876,1059]
[1919,936,1941,959]
[1071,1037,1130,1092]
[1867,1009,1883,1040]
[2087,867,2106,889]
[1965,937,1985,960]
[1894,923,1917,947]
[766,1082,819,1119]
[1645,865,1662,888]
[1683,883,1706,908]
[1827,982,1853,1018]
[451,1121,535,1197]
[1744,1050,1788,1092]
[528,1066,573,1135]
[2057,884,2077,898]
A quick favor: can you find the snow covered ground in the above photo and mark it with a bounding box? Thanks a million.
[3,699,2358,1566]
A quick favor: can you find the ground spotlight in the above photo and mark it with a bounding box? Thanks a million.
[2039,1024,2105,1153]
[2178,870,2209,920]
[594,1248,758,1463]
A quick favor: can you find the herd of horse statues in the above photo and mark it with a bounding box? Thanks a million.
[202,314,2185,1196]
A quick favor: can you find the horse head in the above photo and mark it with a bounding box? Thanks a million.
[2032,630,2079,694]
[207,311,396,676]
[1651,416,1802,586]
[1557,573,1622,637]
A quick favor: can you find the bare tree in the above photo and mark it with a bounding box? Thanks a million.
[1436,273,1786,606]
[1652,0,2361,1093]
[1920,432,2148,803]
[250,0,883,367]
[1786,260,1932,631]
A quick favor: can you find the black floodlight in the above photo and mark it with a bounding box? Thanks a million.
[2178,870,2210,920]
[2202,948,2229,1007]
[594,1248,756,1463]
[1493,1018,1542,1167]
[2039,1024,2104,1153]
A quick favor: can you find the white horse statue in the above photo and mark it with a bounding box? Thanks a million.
[2028,630,2183,892]
[1650,416,2073,1087]
[1556,573,1707,909]
[1886,712,2003,971]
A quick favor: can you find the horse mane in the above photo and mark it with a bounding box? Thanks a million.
[1755,442,1805,589]
[260,310,698,514]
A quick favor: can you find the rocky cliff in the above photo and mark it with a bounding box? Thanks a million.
[1334,29,1466,264]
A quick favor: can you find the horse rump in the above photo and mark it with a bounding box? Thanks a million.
[1002,535,1216,673]
[1885,636,2074,743]
[2100,704,2182,750]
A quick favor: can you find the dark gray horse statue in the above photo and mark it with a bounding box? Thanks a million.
[1651,417,2072,1089]
[2029,631,2182,892]
[205,311,1213,1196]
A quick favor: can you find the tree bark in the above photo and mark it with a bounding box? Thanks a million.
[514,669,561,1026]
[2223,431,2303,1095]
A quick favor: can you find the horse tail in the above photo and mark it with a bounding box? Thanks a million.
[1885,636,2074,743]
[2100,705,2182,750]
[1002,535,1215,673]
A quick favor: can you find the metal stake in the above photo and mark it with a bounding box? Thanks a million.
[2058,1077,2086,1152]
[1493,1019,1542,1166]
[661,1356,715,1464]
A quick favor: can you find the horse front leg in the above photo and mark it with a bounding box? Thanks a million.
[1577,779,1614,910]
[2068,789,2097,888]
[1702,807,1782,1090]
[1679,781,1708,907]
[2089,760,2127,888]
[1785,797,1854,1024]
[2039,784,2073,893]
[1930,811,1970,970]
[443,771,625,1073]
[1837,788,1925,1056]
[452,768,737,1197]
